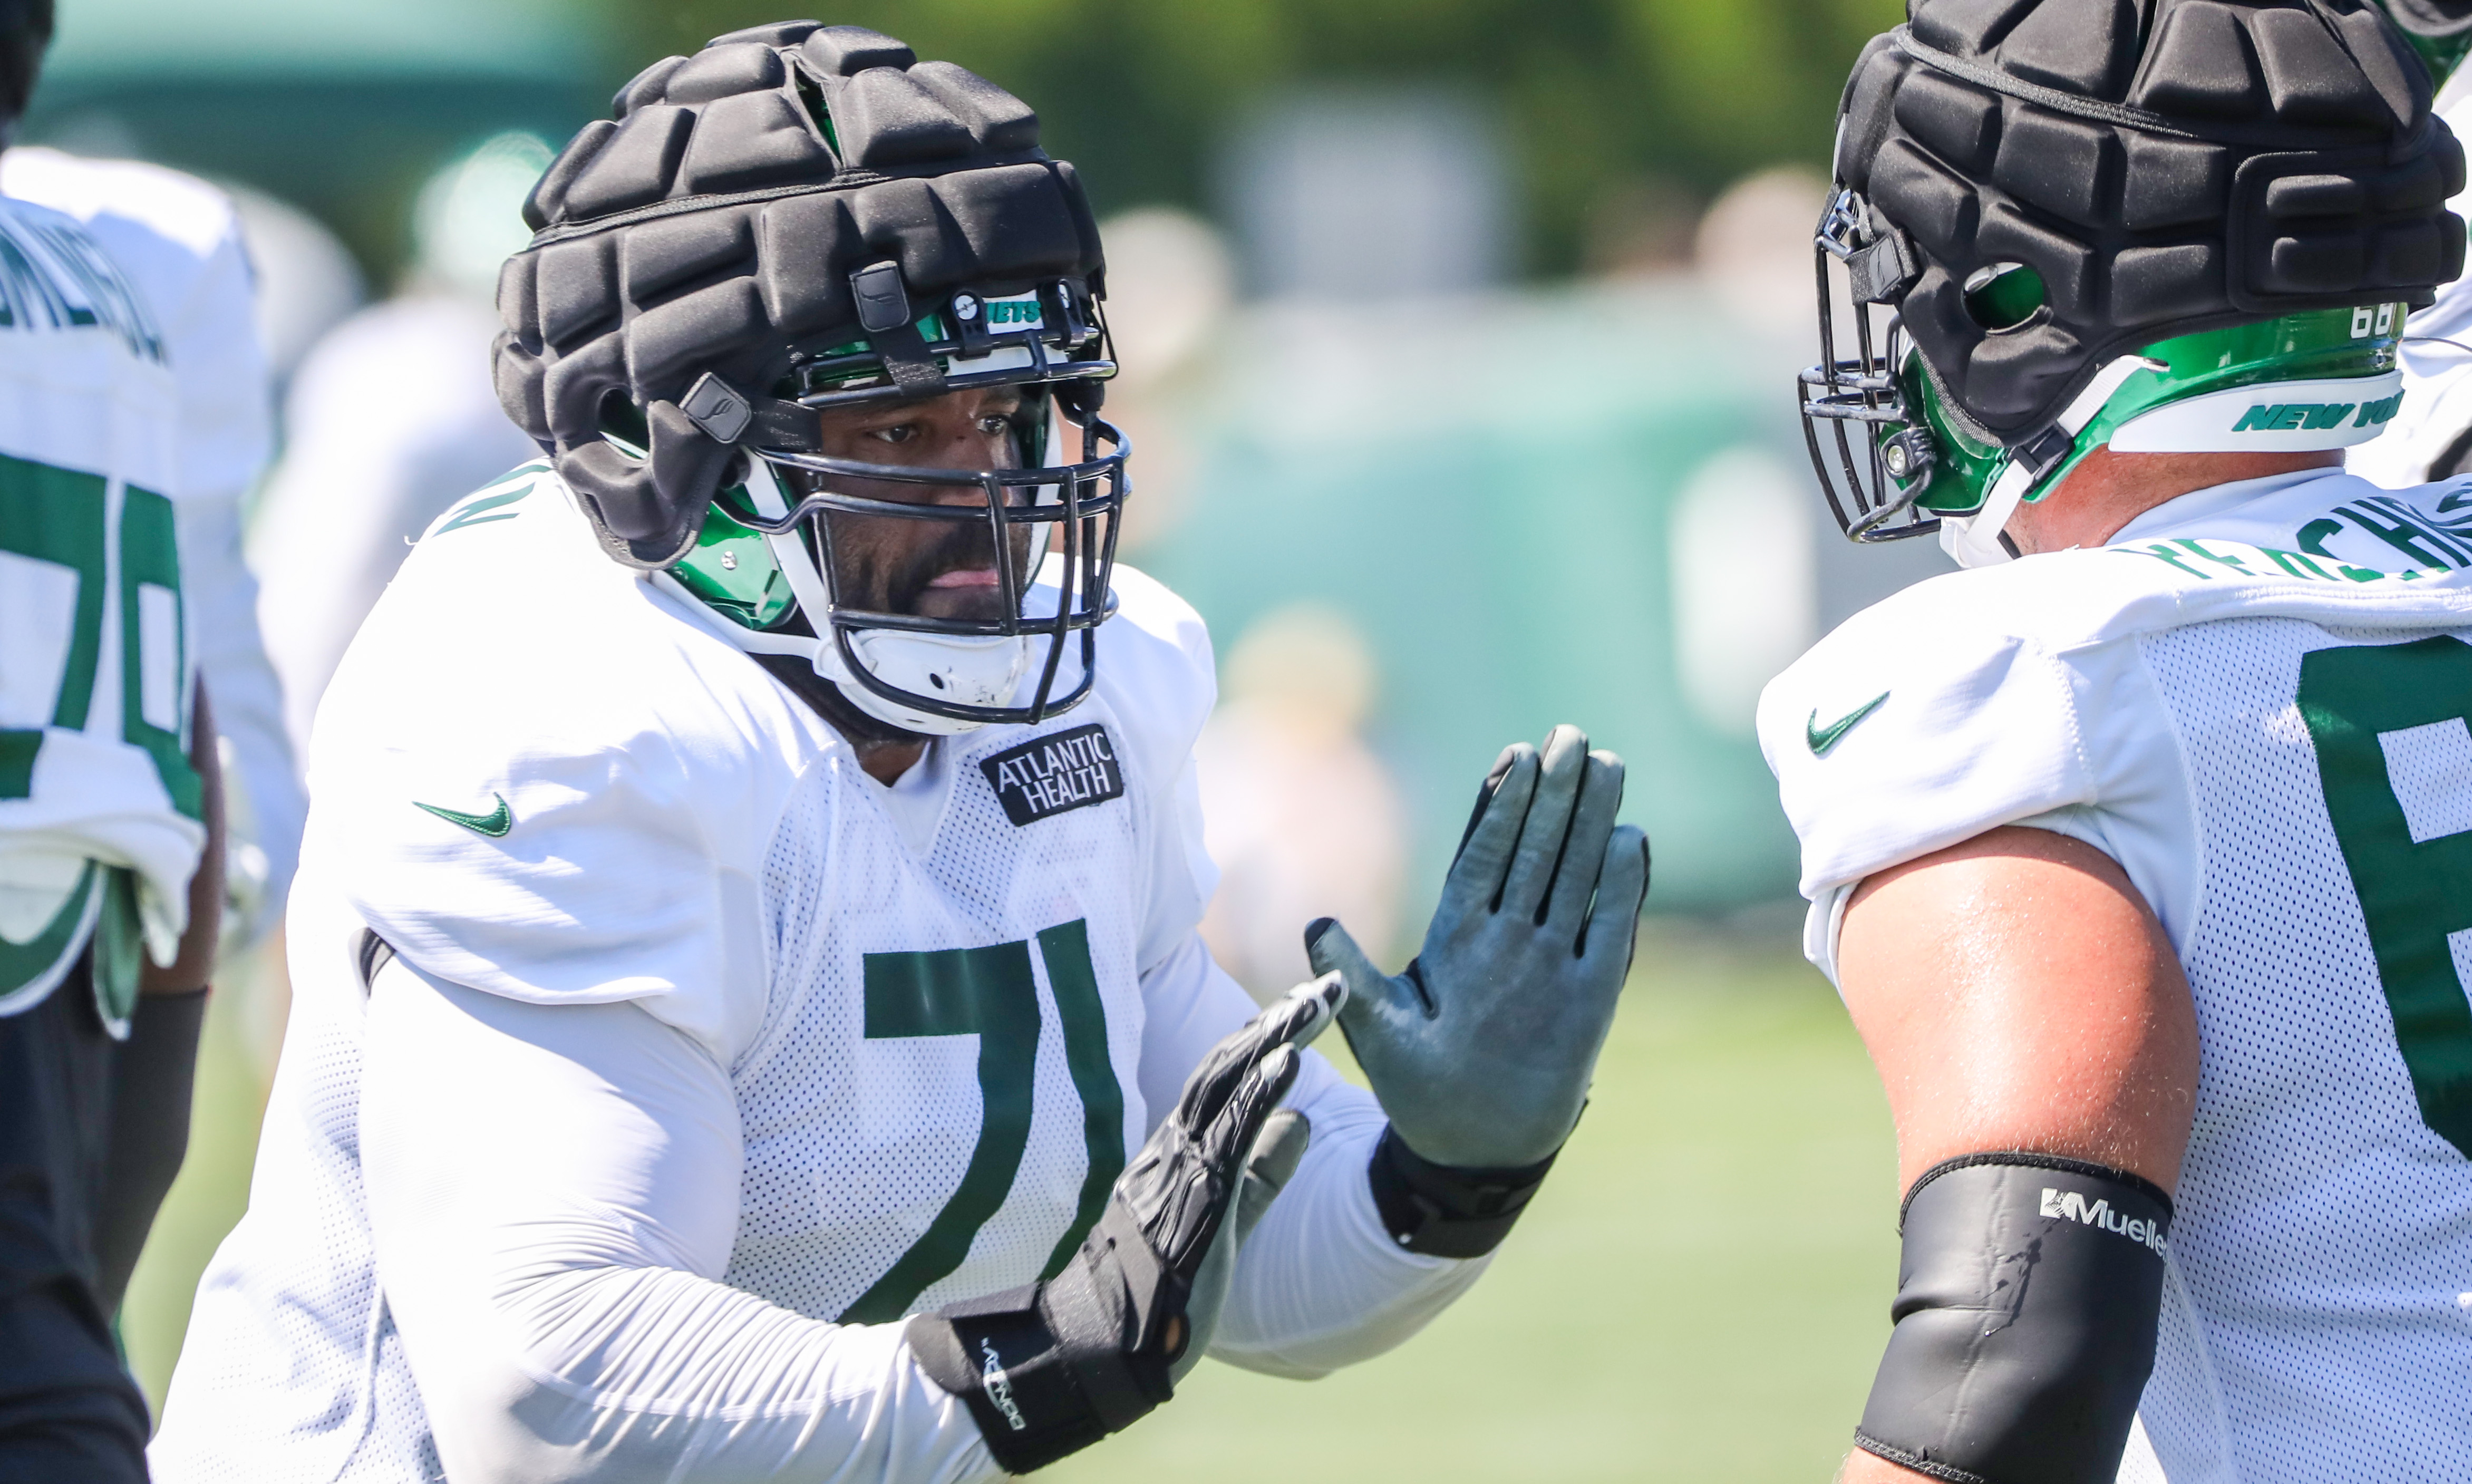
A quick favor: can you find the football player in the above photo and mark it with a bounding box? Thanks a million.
[0,0,234,1476]
[1775,2,2472,1480]
[149,23,1649,1482]
[0,149,293,948]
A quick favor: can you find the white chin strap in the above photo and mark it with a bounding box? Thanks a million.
[1937,356,2157,570]
[662,458,1051,738]
[837,628,1032,735]
[1937,461,2031,569]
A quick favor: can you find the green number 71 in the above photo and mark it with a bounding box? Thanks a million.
[838,918,1126,1323]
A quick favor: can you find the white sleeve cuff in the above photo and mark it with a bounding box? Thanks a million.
[1209,1078,1489,1379]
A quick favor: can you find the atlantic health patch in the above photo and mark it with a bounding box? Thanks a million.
[978,724,1124,827]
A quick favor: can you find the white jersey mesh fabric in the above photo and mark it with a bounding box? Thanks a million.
[159,721,1168,1481]
[2135,617,2472,1480]
[0,190,205,1004]
[723,702,1152,1323]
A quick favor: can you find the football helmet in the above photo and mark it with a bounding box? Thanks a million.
[495,22,1123,733]
[1804,0,2465,566]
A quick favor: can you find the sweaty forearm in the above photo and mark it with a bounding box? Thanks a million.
[95,692,223,1311]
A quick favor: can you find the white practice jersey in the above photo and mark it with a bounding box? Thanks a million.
[0,147,295,942]
[0,185,205,1015]
[1761,468,2472,1482]
[154,464,1475,1483]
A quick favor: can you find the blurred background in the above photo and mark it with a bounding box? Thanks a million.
[22,0,1965,1476]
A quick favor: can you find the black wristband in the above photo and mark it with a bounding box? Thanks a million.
[1365,1124,1558,1259]
[909,1294,1110,1474]
[906,1210,1178,1474]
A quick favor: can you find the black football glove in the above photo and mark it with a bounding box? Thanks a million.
[907,976,1339,1472]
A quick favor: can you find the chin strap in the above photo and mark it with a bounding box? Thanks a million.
[1939,356,2157,568]
[1939,458,2039,568]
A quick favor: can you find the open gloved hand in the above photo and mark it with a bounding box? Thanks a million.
[1308,725,1647,1251]
[907,975,1339,1473]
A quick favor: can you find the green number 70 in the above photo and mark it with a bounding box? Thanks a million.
[0,450,196,814]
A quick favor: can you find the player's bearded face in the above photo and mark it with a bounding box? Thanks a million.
[791,387,1039,624]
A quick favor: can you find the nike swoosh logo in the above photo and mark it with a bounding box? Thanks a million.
[414,794,512,837]
[1807,693,1889,756]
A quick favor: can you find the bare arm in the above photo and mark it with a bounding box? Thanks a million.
[1831,825,2198,1483]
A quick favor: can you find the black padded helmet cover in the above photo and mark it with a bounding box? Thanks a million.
[493,21,1108,567]
[1837,0,2467,447]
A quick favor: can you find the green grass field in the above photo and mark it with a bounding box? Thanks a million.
[123,928,1899,1483]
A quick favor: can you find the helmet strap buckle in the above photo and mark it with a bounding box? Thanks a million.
[681,372,754,443]
[1846,228,1920,305]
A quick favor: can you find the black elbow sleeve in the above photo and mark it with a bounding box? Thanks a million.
[1855,1153,2172,1484]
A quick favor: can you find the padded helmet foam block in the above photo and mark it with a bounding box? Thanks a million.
[494,21,1107,568]
[1838,0,2467,445]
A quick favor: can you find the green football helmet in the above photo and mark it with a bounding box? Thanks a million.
[636,286,1123,737]
[1808,230,2410,566]
[1806,2,2463,568]
[499,22,1126,737]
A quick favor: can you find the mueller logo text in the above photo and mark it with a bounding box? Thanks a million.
[981,723,1125,827]
[2040,1187,2167,1255]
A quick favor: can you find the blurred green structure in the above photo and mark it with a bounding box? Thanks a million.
[25,0,605,280]
[1143,283,1823,911]
[27,0,1907,284]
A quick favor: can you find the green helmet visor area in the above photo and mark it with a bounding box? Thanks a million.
[2405,30,2472,82]
[779,284,1110,414]
[2374,0,2472,85]
[671,489,797,630]
[662,382,1071,637]
[1894,301,2410,521]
